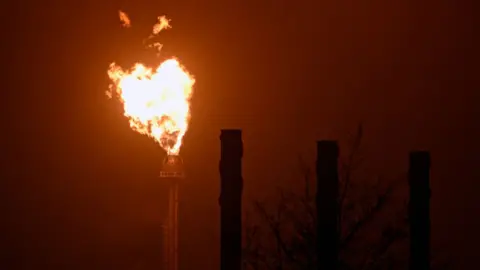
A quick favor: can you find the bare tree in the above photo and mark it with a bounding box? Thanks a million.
[243,125,409,270]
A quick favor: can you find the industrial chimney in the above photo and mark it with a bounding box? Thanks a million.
[316,140,339,270]
[160,154,185,270]
[219,129,243,270]
[408,151,431,270]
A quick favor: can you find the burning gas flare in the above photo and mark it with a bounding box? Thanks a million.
[147,16,171,53]
[107,11,195,155]
[152,16,171,35]
[118,11,131,28]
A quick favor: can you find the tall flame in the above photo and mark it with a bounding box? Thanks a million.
[107,11,195,155]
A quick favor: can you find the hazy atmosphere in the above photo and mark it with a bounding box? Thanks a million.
[2,0,478,269]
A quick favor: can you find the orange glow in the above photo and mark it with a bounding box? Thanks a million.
[152,16,171,35]
[147,16,172,53]
[118,10,131,28]
[107,11,195,155]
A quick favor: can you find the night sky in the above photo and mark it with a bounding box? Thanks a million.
[2,0,478,269]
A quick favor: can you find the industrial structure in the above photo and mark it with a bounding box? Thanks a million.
[160,155,184,270]
[219,129,243,270]
[409,151,431,270]
[316,141,340,270]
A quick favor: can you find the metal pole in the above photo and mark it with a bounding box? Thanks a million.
[169,184,174,270]
[219,129,243,270]
[174,181,179,270]
[163,223,169,269]
[160,155,184,270]
[316,140,339,270]
[408,151,431,270]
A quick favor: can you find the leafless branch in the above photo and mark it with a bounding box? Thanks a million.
[243,125,410,270]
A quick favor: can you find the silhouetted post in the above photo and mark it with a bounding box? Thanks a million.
[219,129,243,270]
[409,151,431,270]
[316,141,339,270]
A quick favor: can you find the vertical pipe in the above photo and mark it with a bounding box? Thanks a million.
[408,151,431,270]
[316,140,339,270]
[164,187,170,270]
[169,185,174,270]
[163,223,169,269]
[219,129,243,270]
[174,182,179,270]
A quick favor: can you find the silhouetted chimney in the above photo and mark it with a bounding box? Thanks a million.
[219,129,243,270]
[316,140,339,270]
[409,151,431,270]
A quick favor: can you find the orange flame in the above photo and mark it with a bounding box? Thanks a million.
[118,10,131,28]
[107,12,195,155]
[147,16,172,53]
[152,16,171,35]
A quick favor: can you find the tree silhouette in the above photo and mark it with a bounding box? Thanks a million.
[242,125,410,270]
